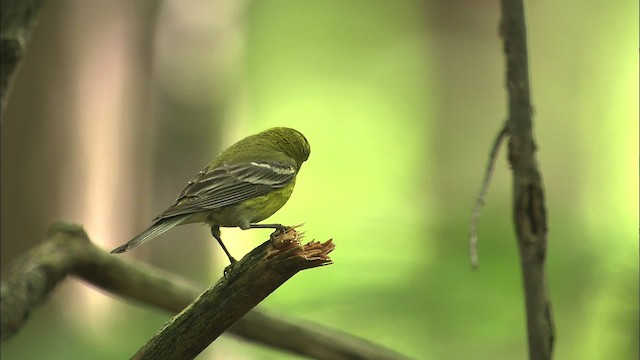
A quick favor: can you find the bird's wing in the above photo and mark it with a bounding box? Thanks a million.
[155,161,297,220]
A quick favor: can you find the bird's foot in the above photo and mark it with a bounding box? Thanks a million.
[223,257,238,278]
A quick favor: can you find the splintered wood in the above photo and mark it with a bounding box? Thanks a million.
[268,226,334,266]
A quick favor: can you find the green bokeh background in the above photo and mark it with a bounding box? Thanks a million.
[1,1,637,359]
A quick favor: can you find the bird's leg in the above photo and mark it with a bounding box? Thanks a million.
[210,225,237,265]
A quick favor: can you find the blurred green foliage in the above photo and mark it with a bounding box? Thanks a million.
[1,0,637,359]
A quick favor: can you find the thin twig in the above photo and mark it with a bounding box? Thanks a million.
[469,125,507,270]
[469,124,508,269]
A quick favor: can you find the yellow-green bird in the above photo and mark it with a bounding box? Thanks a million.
[111,127,310,264]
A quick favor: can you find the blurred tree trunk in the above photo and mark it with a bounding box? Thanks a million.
[1,0,159,266]
[148,0,248,283]
[0,0,161,340]
[2,2,248,358]
[425,1,508,212]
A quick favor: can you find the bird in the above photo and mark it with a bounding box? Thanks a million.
[110,127,310,264]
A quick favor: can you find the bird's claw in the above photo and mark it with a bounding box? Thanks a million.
[223,258,238,278]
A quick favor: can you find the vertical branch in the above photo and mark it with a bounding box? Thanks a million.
[500,1,554,359]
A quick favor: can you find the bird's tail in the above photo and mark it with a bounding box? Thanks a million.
[110,215,190,254]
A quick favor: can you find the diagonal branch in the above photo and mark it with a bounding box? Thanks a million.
[132,228,335,359]
[1,222,411,360]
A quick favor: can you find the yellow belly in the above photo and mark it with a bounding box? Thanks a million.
[200,179,296,229]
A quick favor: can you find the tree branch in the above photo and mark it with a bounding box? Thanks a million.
[0,0,46,117]
[1,222,411,360]
[132,228,335,359]
[500,1,554,359]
